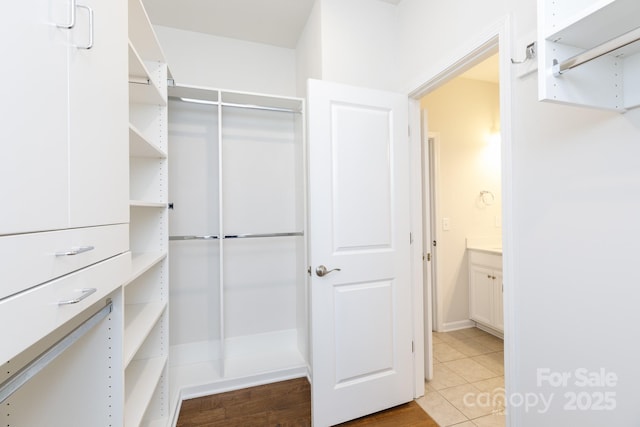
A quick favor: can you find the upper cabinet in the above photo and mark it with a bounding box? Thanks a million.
[1,0,71,234]
[0,0,128,235]
[68,0,129,227]
[538,0,640,111]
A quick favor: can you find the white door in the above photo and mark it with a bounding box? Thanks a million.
[68,0,128,227]
[421,132,435,381]
[308,79,413,426]
[0,0,70,235]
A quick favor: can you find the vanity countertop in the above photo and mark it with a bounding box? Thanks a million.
[467,245,502,255]
[466,237,502,255]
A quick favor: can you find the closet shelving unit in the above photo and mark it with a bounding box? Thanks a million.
[538,0,640,111]
[126,0,169,426]
[166,85,308,420]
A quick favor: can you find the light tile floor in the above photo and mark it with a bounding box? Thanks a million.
[416,327,506,427]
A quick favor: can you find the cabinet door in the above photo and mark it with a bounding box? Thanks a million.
[0,0,70,235]
[469,264,494,326]
[493,271,504,332]
[68,0,128,228]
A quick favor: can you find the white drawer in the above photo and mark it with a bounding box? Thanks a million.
[0,252,130,363]
[0,223,129,301]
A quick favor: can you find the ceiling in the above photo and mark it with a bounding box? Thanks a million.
[140,0,498,83]
[142,0,401,48]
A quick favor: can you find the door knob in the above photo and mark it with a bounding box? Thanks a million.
[316,265,341,277]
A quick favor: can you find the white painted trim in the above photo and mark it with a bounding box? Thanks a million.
[440,319,477,332]
[426,132,443,333]
[169,367,308,427]
[406,15,515,427]
[420,129,437,381]
[475,322,505,339]
[497,15,518,427]
[409,99,425,397]
[404,18,510,98]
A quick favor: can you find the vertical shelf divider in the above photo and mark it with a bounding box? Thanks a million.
[125,0,169,425]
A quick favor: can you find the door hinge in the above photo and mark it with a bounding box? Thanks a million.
[412,341,415,353]
[410,233,413,244]
[426,253,431,261]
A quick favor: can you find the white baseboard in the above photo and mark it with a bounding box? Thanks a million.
[475,322,504,339]
[438,319,476,332]
[169,366,308,427]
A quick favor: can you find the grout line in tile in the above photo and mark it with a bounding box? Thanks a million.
[425,327,505,427]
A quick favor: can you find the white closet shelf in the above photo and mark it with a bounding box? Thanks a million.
[124,355,168,427]
[146,418,170,427]
[129,124,167,159]
[168,84,303,113]
[130,80,166,106]
[538,0,640,111]
[128,0,165,63]
[223,330,306,379]
[128,251,168,286]
[130,200,167,208]
[544,0,640,48]
[127,0,168,421]
[128,42,152,83]
[124,302,167,367]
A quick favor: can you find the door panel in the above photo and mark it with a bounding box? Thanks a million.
[334,280,394,383]
[469,265,494,326]
[308,79,412,426]
[332,103,392,250]
[68,0,128,227]
[0,0,69,235]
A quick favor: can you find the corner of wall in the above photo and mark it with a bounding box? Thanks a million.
[295,0,323,98]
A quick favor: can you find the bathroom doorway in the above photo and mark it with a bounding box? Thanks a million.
[422,53,501,336]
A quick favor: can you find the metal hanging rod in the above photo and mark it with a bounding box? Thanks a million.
[169,232,303,241]
[170,97,217,106]
[0,299,113,404]
[169,235,219,241]
[224,232,304,239]
[553,26,640,76]
[169,97,301,114]
[128,77,151,85]
[221,102,301,114]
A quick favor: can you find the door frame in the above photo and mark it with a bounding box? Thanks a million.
[424,132,442,334]
[407,17,514,422]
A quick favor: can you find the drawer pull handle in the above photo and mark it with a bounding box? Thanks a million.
[55,245,95,256]
[58,288,97,305]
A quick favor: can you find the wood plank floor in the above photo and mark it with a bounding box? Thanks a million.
[177,378,438,427]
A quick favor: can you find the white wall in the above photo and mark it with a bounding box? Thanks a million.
[295,0,323,97]
[153,0,640,423]
[393,1,640,426]
[318,0,398,91]
[421,77,501,330]
[154,25,297,96]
